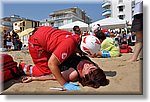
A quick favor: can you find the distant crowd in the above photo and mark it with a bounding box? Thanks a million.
[1,26,136,54]
[81,29,136,46]
[1,30,22,51]
[73,25,136,58]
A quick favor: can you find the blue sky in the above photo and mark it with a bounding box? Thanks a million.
[2,1,104,22]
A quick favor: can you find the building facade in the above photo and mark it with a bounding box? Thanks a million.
[0,15,23,32]
[0,15,39,32]
[102,0,135,23]
[39,18,54,27]
[0,15,39,48]
[48,7,92,27]
[13,19,39,46]
[13,19,39,32]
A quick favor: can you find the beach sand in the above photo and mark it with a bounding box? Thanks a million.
[1,48,142,95]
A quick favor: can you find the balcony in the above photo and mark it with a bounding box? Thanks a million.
[102,1,111,8]
[102,9,111,16]
[50,14,73,21]
[117,12,125,16]
[117,3,125,7]
[1,21,12,27]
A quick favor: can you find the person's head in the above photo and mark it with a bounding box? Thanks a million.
[73,25,81,36]
[78,61,109,88]
[80,35,101,56]
[91,24,101,34]
[95,31,106,42]
[3,30,7,33]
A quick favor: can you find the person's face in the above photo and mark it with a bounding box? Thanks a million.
[82,64,97,76]
[77,60,97,77]
[74,28,81,35]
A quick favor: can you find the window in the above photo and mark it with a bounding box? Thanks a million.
[58,21,63,26]
[119,6,124,12]
[23,21,25,26]
[119,15,124,20]
[32,22,33,28]
[67,19,72,23]
[51,22,54,27]
[20,27,22,32]
[34,22,37,27]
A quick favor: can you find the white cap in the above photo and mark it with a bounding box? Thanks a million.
[80,35,101,56]
[91,24,101,33]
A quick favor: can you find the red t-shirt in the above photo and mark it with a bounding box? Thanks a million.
[33,26,80,64]
[101,29,110,33]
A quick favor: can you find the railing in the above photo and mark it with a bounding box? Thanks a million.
[50,14,73,21]
[102,10,111,16]
[102,9,111,14]
[117,3,125,7]
[102,1,111,8]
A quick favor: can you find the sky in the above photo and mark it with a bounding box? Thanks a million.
[2,0,105,22]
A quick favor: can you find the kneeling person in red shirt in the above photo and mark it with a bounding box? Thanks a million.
[20,26,108,90]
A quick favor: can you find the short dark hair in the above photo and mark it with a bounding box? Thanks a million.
[95,31,106,41]
[73,25,80,31]
[73,25,82,36]
[78,67,109,88]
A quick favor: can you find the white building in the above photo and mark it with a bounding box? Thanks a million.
[49,7,92,28]
[39,18,54,27]
[102,0,135,24]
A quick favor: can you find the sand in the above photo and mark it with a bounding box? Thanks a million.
[0,48,142,95]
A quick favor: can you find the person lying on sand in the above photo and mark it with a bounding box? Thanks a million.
[20,54,109,89]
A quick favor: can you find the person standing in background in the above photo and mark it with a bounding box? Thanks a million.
[127,0,143,62]
[2,30,7,48]
[73,25,82,37]
[6,32,12,50]
[11,30,19,51]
